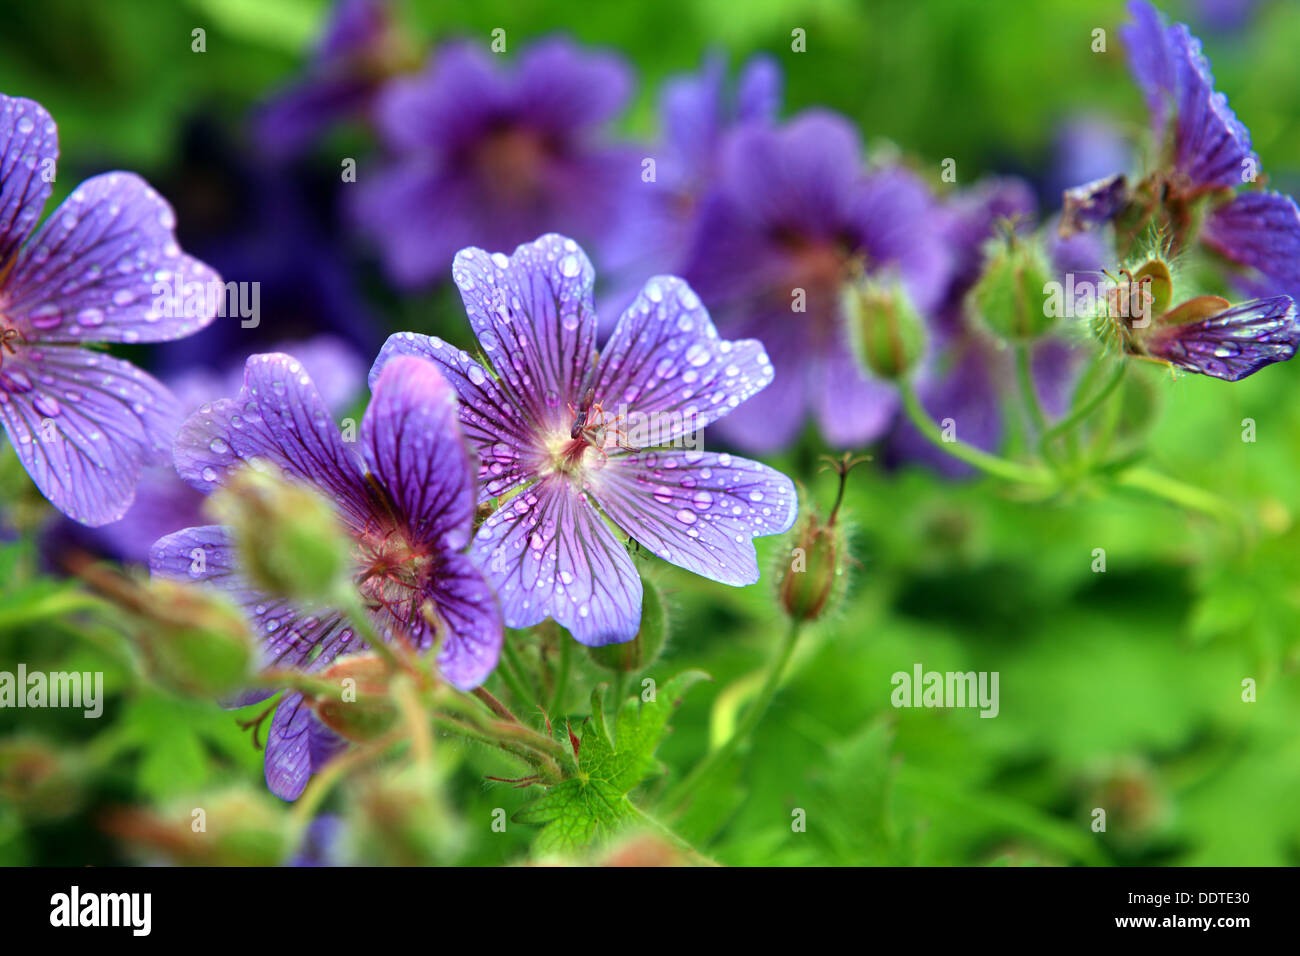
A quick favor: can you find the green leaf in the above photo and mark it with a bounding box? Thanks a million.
[513,670,706,854]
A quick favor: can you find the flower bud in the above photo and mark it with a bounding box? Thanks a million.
[777,454,863,623]
[106,786,293,866]
[586,577,667,673]
[778,510,844,622]
[311,653,398,742]
[346,766,462,865]
[843,273,926,381]
[207,463,351,603]
[135,579,254,697]
[970,234,1056,341]
[0,737,85,820]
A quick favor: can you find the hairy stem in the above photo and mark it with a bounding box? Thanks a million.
[663,620,802,815]
[898,379,1050,486]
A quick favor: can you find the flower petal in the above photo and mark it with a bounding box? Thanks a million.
[718,111,866,232]
[172,352,370,527]
[1121,0,1178,135]
[1169,24,1257,192]
[0,94,56,272]
[472,476,642,646]
[265,692,314,800]
[5,172,221,343]
[1202,191,1300,297]
[1145,295,1300,381]
[369,332,540,500]
[515,37,631,132]
[0,346,178,525]
[591,450,796,587]
[812,346,898,449]
[451,233,598,429]
[588,275,774,444]
[361,355,476,549]
[373,42,510,154]
[736,54,782,123]
[427,551,504,690]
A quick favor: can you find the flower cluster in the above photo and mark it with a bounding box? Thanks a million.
[7,0,1300,818]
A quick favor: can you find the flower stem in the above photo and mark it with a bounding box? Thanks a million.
[627,806,718,865]
[1039,358,1126,463]
[1114,466,1240,524]
[1015,345,1048,435]
[662,620,802,815]
[898,379,1050,485]
[291,730,403,830]
[500,635,539,712]
[547,635,572,718]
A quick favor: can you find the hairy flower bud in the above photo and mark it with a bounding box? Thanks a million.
[0,737,85,820]
[311,653,398,742]
[587,577,667,673]
[970,234,1056,341]
[135,579,254,697]
[776,454,861,623]
[207,463,351,603]
[106,786,292,866]
[778,510,844,622]
[843,273,926,381]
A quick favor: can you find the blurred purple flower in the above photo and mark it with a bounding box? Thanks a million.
[1191,0,1262,32]
[1047,115,1132,203]
[0,94,220,525]
[679,110,951,453]
[154,119,379,376]
[372,234,797,646]
[352,38,639,288]
[151,352,501,799]
[289,814,345,866]
[606,53,781,292]
[255,0,411,161]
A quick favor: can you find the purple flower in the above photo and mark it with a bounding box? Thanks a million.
[371,234,797,646]
[0,94,220,526]
[678,110,951,453]
[608,54,781,285]
[151,352,501,799]
[352,38,638,288]
[1121,0,1257,196]
[154,118,380,375]
[66,335,365,566]
[1047,115,1132,205]
[289,813,345,867]
[1142,295,1299,381]
[1119,1,1300,300]
[1201,190,1300,300]
[254,0,408,161]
